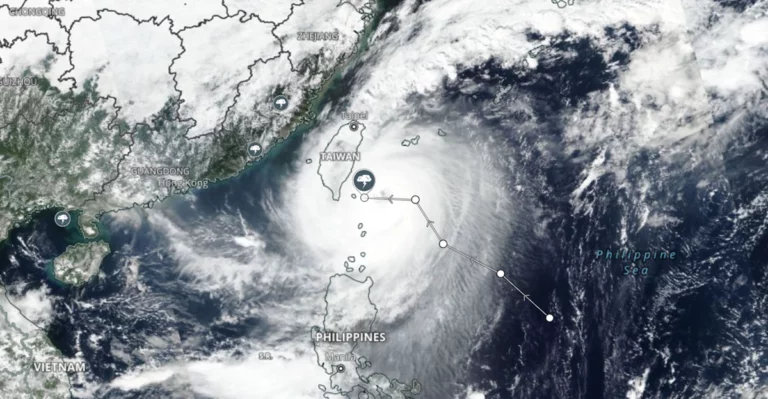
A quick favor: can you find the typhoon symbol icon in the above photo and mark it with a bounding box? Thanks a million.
[356,174,372,188]
[353,170,375,192]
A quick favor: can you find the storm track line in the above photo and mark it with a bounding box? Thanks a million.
[416,203,442,240]
[362,193,554,322]
[446,246,496,273]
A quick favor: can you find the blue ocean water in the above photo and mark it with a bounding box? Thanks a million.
[438,22,768,398]
[0,8,767,399]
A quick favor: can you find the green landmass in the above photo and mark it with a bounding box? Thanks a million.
[52,240,110,286]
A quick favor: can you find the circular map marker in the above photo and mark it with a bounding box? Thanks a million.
[337,365,346,373]
[546,314,554,322]
[273,95,288,111]
[54,210,71,227]
[247,142,262,158]
[349,121,359,131]
[353,169,375,193]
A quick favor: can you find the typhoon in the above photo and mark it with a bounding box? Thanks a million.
[0,0,767,398]
[106,57,527,397]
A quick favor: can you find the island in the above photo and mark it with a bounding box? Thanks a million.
[52,241,110,286]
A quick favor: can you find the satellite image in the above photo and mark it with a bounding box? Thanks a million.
[0,0,767,398]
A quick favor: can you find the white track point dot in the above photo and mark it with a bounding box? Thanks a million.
[439,239,448,248]
[411,195,420,204]
[361,194,369,202]
[496,270,505,278]
[546,314,554,322]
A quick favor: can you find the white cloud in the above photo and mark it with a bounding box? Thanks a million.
[3,285,54,330]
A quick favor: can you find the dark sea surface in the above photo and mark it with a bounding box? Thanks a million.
[1,3,767,399]
[0,125,295,379]
[449,20,768,399]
